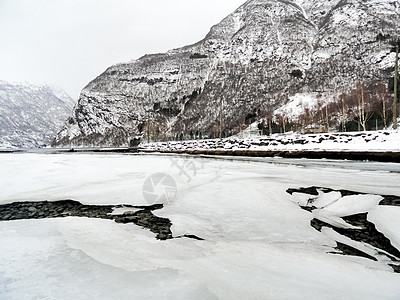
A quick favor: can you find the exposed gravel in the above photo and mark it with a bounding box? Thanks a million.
[0,200,203,241]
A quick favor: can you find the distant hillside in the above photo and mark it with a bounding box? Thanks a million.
[0,81,75,149]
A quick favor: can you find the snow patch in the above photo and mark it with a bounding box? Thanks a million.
[274,93,319,119]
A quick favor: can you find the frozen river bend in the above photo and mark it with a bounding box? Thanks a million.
[1,153,400,299]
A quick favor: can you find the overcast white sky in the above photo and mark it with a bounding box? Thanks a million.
[0,0,247,99]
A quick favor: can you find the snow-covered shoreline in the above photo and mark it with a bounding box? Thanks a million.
[137,130,400,162]
[141,130,400,153]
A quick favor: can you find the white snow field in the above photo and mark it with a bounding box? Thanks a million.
[0,153,400,299]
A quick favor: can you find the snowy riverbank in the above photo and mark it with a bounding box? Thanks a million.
[141,130,400,153]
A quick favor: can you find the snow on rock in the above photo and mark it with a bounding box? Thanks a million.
[141,130,400,152]
[274,93,320,119]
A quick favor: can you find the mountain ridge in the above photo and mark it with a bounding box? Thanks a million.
[53,0,400,147]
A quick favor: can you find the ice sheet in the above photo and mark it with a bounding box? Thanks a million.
[0,153,400,299]
[369,206,400,252]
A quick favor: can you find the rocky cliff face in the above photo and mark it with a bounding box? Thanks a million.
[53,0,400,147]
[0,81,75,149]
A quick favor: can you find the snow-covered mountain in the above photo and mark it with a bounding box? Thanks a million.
[0,81,76,149]
[53,0,400,147]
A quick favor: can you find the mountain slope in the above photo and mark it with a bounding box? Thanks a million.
[0,81,75,149]
[53,0,400,147]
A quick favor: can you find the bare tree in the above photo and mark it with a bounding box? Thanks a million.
[219,96,223,139]
[333,91,348,132]
[268,117,272,135]
[301,105,311,131]
[355,83,372,131]
[281,114,287,133]
[211,124,219,139]
[319,103,330,133]
[315,100,326,132]
[325,105,329,132]
[274,113,285,133]
[393,45,399,129]
[341,94,347,132]
[376,83,390,129]
[145,111,152,143]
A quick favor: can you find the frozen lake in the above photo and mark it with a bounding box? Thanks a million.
[1,153,400,299]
